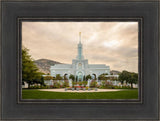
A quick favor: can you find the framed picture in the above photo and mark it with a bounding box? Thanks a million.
[20,18,141,103]
[1,0,159,120]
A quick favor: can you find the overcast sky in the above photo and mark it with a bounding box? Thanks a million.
[22,22,138,73]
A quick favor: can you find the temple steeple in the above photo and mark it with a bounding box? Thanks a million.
[76,32,84,60]
[79,32,81,44]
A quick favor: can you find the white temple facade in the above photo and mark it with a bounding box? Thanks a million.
[50,32,110,81]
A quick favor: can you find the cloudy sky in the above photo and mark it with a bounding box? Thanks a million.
[22,22,138,73]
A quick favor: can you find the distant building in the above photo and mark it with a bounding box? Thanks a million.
[110,70,121,75]
[50,32,110,81]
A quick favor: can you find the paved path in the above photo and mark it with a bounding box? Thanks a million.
[39,88,122,93]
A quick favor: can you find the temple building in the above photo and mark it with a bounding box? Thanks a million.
[50,32,110,81]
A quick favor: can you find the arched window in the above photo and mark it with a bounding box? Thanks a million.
[78,63,82,69]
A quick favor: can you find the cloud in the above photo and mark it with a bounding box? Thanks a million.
[22,22,138,72]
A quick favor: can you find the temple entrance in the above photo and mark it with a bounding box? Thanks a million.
[77,72,83,82]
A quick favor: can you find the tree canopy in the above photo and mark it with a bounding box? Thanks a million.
[69,74,75,81]
[22,47,44,87]
[118,70,138,88]
[86,74,92,81]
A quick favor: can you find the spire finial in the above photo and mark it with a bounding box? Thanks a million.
[79,32,81,43]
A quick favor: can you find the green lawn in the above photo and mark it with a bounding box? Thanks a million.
[22,89,138,99]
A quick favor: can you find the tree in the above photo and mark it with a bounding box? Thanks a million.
[92,74,97,80]
[32,71,44,85]
[22,47,43,88]
[83,75,86,81]
[86,74,92,81]
[55,74,63,80]
[118,70,129,85]
[127,72,138,88]
[69,74,75,81]
[109,76,118,81]
[118,70,138,88]
[44,76,53,80]
[40,76,45,86]
[64,74,68,80]
[52,76,56,80]
[76,76,78,82]
[98,74,106,81]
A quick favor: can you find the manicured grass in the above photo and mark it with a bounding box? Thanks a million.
[22,89,138,99]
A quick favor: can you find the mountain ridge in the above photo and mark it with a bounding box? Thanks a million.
[34,59,62,74]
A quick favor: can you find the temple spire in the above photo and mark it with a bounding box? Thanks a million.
[76,32,84,60]
[79,32,81,44]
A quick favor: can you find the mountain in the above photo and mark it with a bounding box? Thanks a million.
[34,59,62,74]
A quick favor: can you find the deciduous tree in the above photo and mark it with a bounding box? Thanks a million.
[22,47,43,88]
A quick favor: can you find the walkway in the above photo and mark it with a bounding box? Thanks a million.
[39,88,122,93]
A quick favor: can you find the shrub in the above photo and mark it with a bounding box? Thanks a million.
[85,86,89,90]
[44,76,53,80]
[50,85,54,88]
[63,80,69,87]
[82,81,87,87]
[53,81,61,88]
[99,81,113,89]
[29,85,49,89]
[90,80,97,88]
[105,81,113,89]
[79,82,82,86]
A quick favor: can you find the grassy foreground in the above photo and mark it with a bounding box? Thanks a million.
[22,89,138,99]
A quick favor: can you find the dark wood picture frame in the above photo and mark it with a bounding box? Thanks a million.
[1,0,159,120]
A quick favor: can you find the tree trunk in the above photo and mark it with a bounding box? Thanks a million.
[131,83,133,89]
[28,83,31,88]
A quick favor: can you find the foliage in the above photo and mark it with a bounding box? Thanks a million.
[86,74,92,81]
[90,80,97,88]
[52,76,56,80]
[64,74,68,80]
[109,76,118,81]
[113,85,131,89]
[92,74,97,80]
[118,70,129,84]
[127,72,138,88]
[72,81,76,87]
[99,81,113,89]
[22,47,44,88]
[76,76,78,81]
[63,80,69,87]
[78,81,82,86]
[82,81,87,87]
[55,74,63,80]
[98,74,106,80]
[44,76,53,80]
[118,70,138,88]
[69,74,75,81]
[40,76,45,86]
[29,85,49,89]
[83,75,86,81]
[53,81,61,88]
[85,86,89,90]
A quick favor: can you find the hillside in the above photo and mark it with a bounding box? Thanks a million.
[34,59,62,74]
